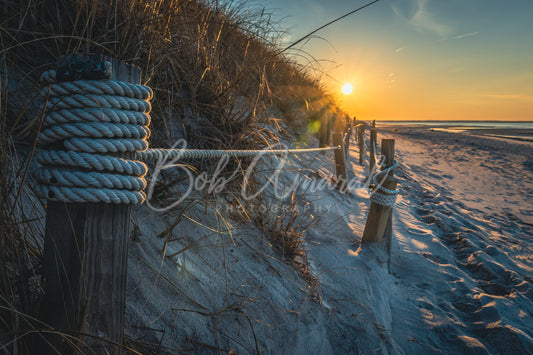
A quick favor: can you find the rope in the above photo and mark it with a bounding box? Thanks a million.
[35,150,147,176]
[137,146,338,161]
[35,70,340,204]
[370,160,400,207]
[35,70,152,204]
[37,69,398,206]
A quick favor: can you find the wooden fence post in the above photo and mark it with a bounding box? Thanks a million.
[332,131,347,187]
[343,115,351,158]
[369,121,377,176]
[40,54,138,354]
[361,139,398,263]
[358,124,365,165]
[344,128,351,158]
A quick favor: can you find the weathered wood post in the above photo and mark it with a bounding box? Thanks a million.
[358,123,365,165]
[362,139,398,264]
[332,131,348,187]
[344,116,351,158]
[344,129,350,158]
[369,120,377,176]
[353,117,358,143]
[40,54,138,354]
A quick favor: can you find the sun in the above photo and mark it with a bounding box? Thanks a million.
[341,83,353,95]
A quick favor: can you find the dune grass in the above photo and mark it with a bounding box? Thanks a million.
[0,0,340,352]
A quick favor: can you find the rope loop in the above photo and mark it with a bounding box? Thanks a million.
[48,80,153,100]
[35,70,152,204]
[370,160,400,207]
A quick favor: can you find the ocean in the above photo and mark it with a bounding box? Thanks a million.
[377,121,533,142]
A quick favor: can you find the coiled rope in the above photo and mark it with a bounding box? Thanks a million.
[35,70,339,204]
[36,70,153,204]
[370,160,399,207]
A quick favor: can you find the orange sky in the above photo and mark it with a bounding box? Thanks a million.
[268,0,533,121]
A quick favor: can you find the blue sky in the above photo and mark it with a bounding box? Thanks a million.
[256,0,533,120]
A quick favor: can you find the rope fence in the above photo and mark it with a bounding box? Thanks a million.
[34,55,400,351]
[36,69,345,204]
[35,69,398,206]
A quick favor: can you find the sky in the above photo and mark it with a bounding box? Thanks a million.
[258,0,533,121]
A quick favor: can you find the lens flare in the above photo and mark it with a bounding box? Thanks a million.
[342,83,353,95]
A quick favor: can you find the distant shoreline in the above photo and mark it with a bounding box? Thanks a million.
[376,120,533,123]
[377,121,533,143]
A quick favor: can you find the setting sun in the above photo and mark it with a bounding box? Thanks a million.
[341,83,353,95]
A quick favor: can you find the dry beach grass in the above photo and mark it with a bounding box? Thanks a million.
[0,0,339,352]
[4,0,532,353]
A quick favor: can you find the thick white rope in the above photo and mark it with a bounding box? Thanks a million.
[48,80,152,99]
[35,150,148,176]
[44,108,150,127]
[36,70,153,204]
[367,139,400,207]
[35,70,340,204]
[370,160,400,207]
[137,146,338,161]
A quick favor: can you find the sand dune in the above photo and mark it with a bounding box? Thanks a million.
[126,126,533,353]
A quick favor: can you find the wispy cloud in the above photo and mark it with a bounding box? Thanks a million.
[395,47,405,52]
[412,0,451,37]
[454,31,479,39]
[392,0,452,37]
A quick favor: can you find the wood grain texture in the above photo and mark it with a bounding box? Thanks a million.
[344,128,350,158]
[362,139,397,250]
[369,127,377,175]
[332,131,347,186]
[343,117,351,158]
[358,125,365,165]
[40,54,138,354]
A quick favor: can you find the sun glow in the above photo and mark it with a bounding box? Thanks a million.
[341,83,353,95]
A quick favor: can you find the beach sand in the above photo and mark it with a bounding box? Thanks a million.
[124,125,533,353]
[382,125,533,224]
[380,125,533,353]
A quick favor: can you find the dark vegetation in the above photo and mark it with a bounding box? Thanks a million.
[0,0,341,352]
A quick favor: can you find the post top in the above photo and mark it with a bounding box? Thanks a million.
[55,53,140,83]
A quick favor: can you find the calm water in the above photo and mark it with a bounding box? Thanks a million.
[378,121,533,141]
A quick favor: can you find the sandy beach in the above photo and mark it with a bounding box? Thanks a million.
[122,124,533,353]
[377,125,533,353]
[382,124,533,224]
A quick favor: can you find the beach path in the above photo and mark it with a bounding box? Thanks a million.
[380,127,533,353]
